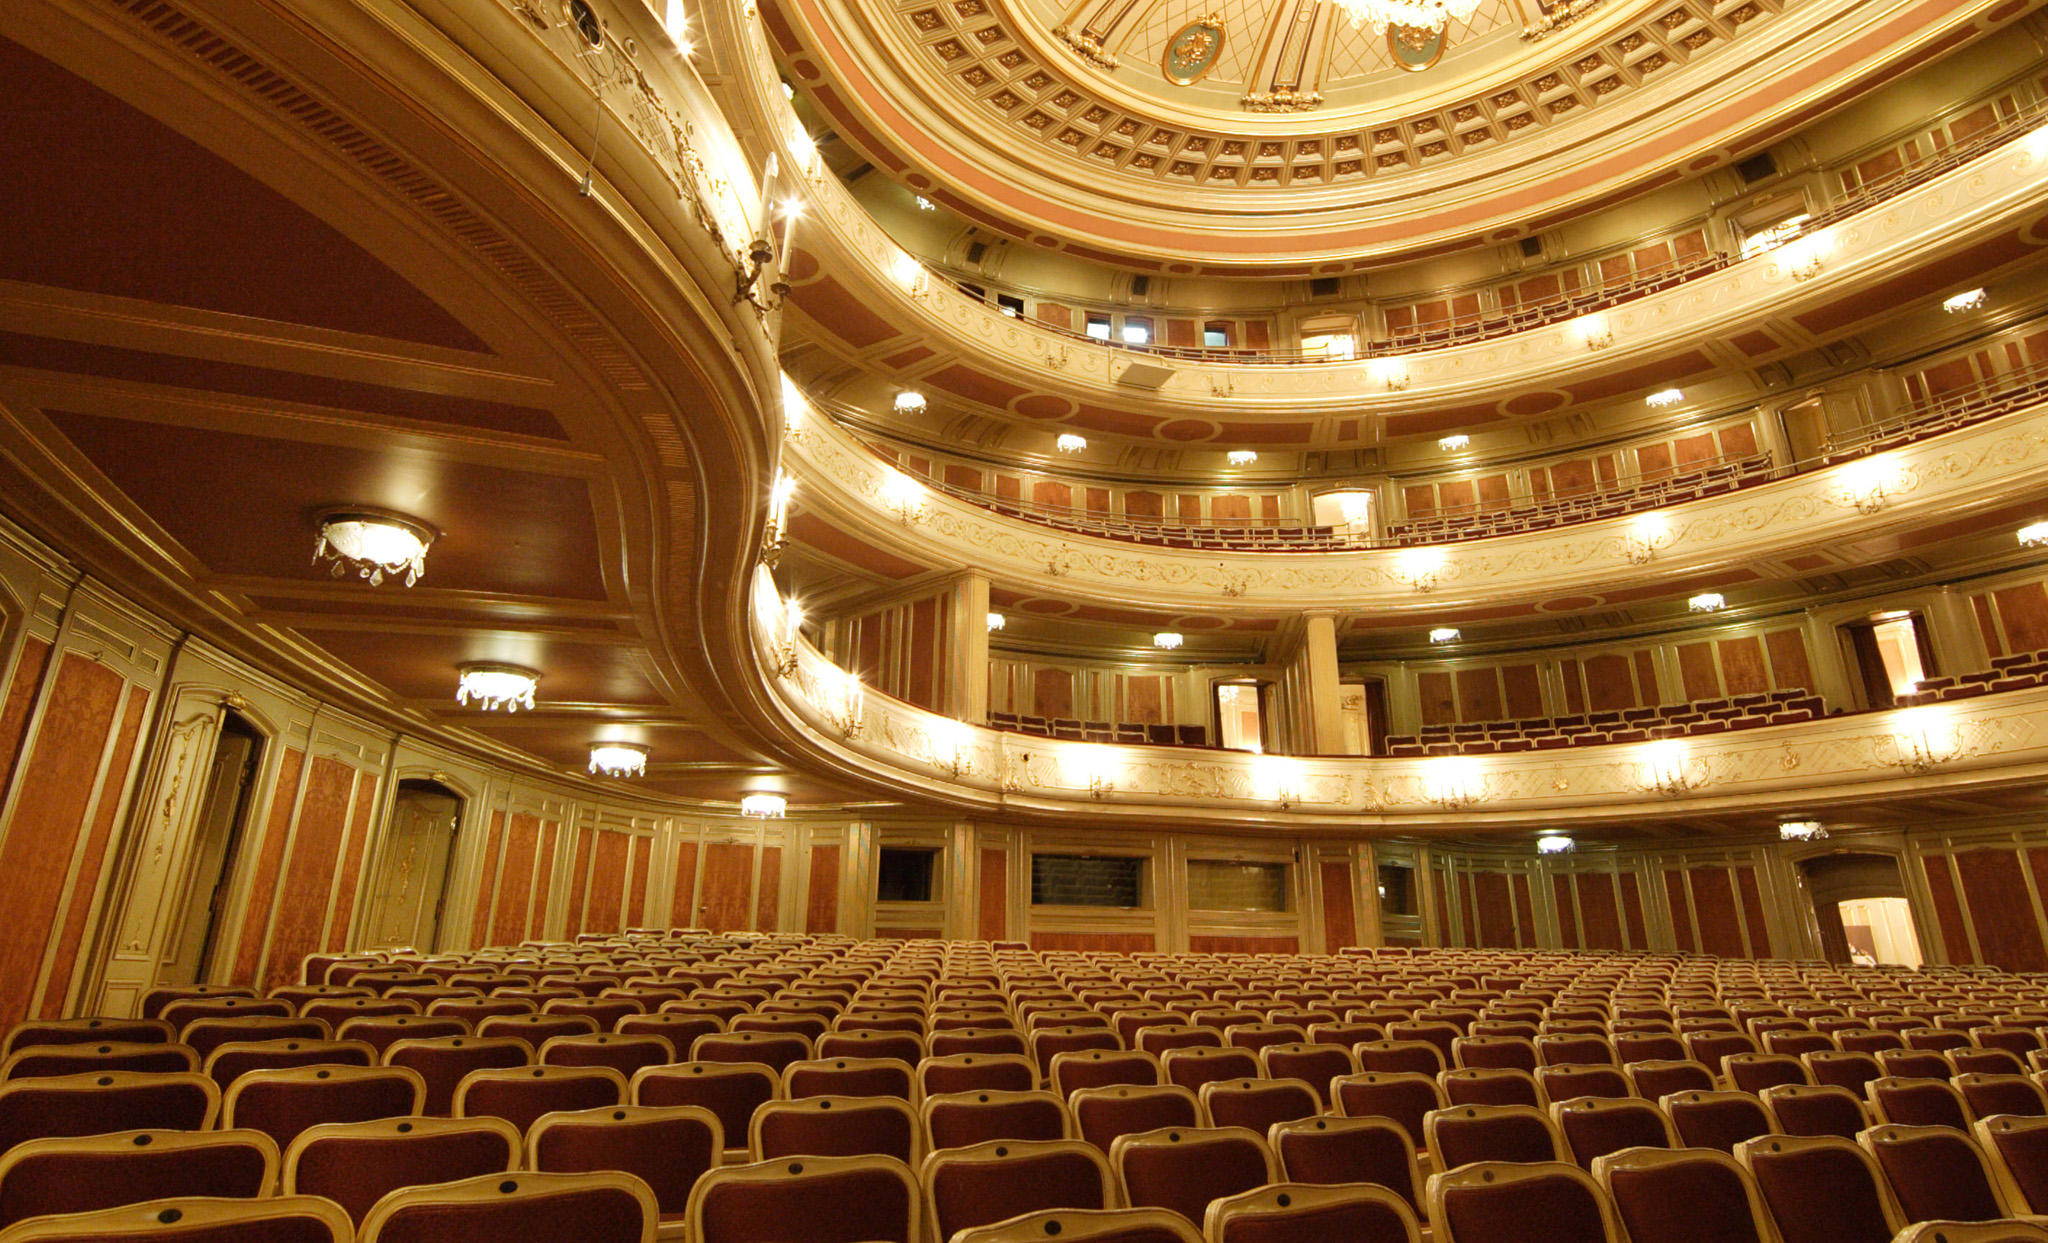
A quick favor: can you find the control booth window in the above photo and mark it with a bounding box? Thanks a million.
[876,847,939,903]
[1032,853,1144,907]
[1187,859,1290,912]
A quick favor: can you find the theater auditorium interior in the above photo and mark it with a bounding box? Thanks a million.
[3,0,2048,1239]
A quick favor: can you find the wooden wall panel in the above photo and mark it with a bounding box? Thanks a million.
[322,774,380,950]
[264,755,360,990]
[529,821,560,940]
[1664,871,1696,952]
[1584,654,1634,712]
[1632,651,1660,705]
[1689,868,1745,958]
[1189,935,1299,953]
[1718,638,1769,696]
[232,747,302,983]
[1321,860,1357,951]
[0,654,123,1024]
[469,810,506,948]
[1458,873,1479,949]
[1031,932,1156,951]
[1676,644,1720,701]
[1432,871,1451,947]
[1921,856,1973,964]
[1575,874,1623,950]
[1994,583,2048,654]
[1619,874,1648,949]
[806,844,841,933]
[978,848,1007,941]
[698,843,754,933]
[1735,866,1774,958]
[41,685,148,1016]
[1553,874,1578,949]
[1511,874,1536,949]
[1473,872,1515,948]
[626,836,651,928]
[0,638,51,796]
[562,827,596,936]
[755,846,782,931]
[1955,850,2048,971]
[669,840,699,928]
[1418,673,1455,726]
[488,814,540,947]
[1503,667,1543,720]
[583,830,632,935]
[1765,630,1813,690]
[1455,670,1502,723]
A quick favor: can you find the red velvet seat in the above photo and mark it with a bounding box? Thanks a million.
[359,1169,656,1243]
[0,1128,277,1228]
[282,1115,520,1225]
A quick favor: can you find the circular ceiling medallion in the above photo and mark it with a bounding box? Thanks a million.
[1168,263,1198,274]
[1688,154,1720,172]
[1159,419,1219,442]
[905,173,932,190]
[1017,598,1076,615]
[792,58,820,79]
[1490,228,1520,242]
[1162,15,1227,86]
[1540,595,1604,612]
[1032,236,1059,248]
[1387,22,1445,73]
[1173,616,1230,630]
[784,248,820,282]
[1316,263,1346,274]
[1501,390,1570,417]
[1013,395,1074,420]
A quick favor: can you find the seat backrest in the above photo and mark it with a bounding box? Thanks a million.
[631,1062,779,1152]
[1661,1089,1775,1153]
[0,1128,278,1228]
[948,1206,1201,1243]
[917,1054,1037,1097]
[1976,1113,2048,1215]
[537,1034,675,1080]
[690,1032,815,1074]
[1197,1078,1319,1134]
[1051,1050,1162,1100]
[283,1114,520,1225]
[1070,1085,1201,1155]
[222,1064,426,1150]
[1428,1160,1619,1243]
[1759,1084,1869,1140]
[358,1168,656,1243]
[452,1065,624,1135]
[1736,1133,1902,1243]
[1726,1054,1811,1094]
[1110,1125,1277,1228]
[0,1193,351,1243]
[1956,1074,2048,1121]
[1354,1041,1445,1077]
[1593,1146,1775,1243]
[1425,1103,1567,1171]
[201,1040,377,1092]
[1332,1073,1445,1150]
[921,1137,1112,1243]
[1160,1048,1262,1094]
[922,1088,1070,1150]
[783,1057,914,1102]
[1,1042,200,1082]
[1888,1222,2048,1243]
[1869,1078,1973,1131]
[1625,1060,1716,1101]
[1204,1182,1421,1243]
[1453,1037,1538,1073]
[1441,1068,1540,1109]
[687,1153,919,1243]
[1269,1116,1422,1213]
[528,1103,722,1217]
[1259,1044,1357,1105]
[1,1019,174,1058]
[1552,1095,1675,1169]
[0,1071,219,1155]
[751,1094,919,1165]
[1535,1065,1632,1108]
[1860,1123,2010,1225]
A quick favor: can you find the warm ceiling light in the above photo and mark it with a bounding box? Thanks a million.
[588,743,648,778]
[455,664,538,712]
[1646,388,1684,408]
[1688,593,1726,613]
[1057,434,1087,453]
[1779,820,1828,842]
[2019,522,2048,548]
[314,512,433,587]
[1943,288,1986,314]
[1438,434,1469,452]
[1537,835,1575,854]
[915,196,935,211]
[1429,627,1460,644]
[894,390,927,414]
[1227,450,1258,466]
[740,793,787,819]
[986,612,1006,631]
[1330,0,1480,29]
[1153,632,1184,649]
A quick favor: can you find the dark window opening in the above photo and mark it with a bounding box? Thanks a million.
[1032,854,1143,907]
[877,848,939,902]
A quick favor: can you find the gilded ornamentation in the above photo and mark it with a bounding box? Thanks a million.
[1162,14,1225,86]
[1053,23,1119,69]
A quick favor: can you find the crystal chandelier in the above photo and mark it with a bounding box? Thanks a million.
[314,512,433,586]
[455,664,538,712]
[740,793,787,818]
[587,743,648,778]
[1332,0,1481,29]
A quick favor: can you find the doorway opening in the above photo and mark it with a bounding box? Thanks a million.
[366,780,465,952]
[1214,682,1266,753]
[161,712,264,985]
[1797,851,1924,966]
[1838,895,1923,967]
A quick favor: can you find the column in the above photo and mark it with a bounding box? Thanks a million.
[945,570,991,721]
[1301,610,1347,755]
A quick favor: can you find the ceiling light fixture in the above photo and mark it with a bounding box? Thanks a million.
[1646,388,1684,408]
[314,512,434,587]
[1943,289,1987,314]
[915,195,935,211]
[1537,834,1575,854]
[893,390,927,414]
[1153,632,1184,649]
[986,612,1006,631]
[1429,627,1461,644]
[455,664,538,712]
[1329,0,1480,30]
[1688,592,1726,613]
[740,793,787,819]
[1056,434,1087,453]
[2019,522,2048,548]
[1227,450,1259,466]
[1779,820,1828,842]
[1438,434,1470,452]
[588,743,648,778]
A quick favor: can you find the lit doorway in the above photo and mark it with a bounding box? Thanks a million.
[1798,851,1923,966]
[161,712,264,985]
[1838,896,1923,967]
[1215,682,1266,753]
[365,780,464,952]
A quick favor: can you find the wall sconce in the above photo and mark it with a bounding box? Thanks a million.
[775,597,803,678]
[986,612,1006,631]
[1427,757,1483,810]
[1621,517,1668,565]
[1782,233,1828,282]
[1574,315,1613,351]
[1639,740,1700,796]
[892,251,931,301]
[1257,756,1303,811]
[1888,706,1963,774]
[762,470,796,566]
[1371,358,1412,392]
[1076,746,1116,800]
[823,670,866,740]
[1397,548,1445,594]
[931,719,974,778]
[1836,456,1903,515]
[880,469,928,525]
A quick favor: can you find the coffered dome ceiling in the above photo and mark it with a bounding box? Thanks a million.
[763,0,2025,269]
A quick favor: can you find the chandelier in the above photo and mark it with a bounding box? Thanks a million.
[314,512,433,587]
[455,664,538,712]
[587,743,648,778]
[1331,0,1480,29]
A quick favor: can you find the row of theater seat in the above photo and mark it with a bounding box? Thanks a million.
[5,936,2048,1243]
[1895,648,2048,707]
[1385,455,1772,547]
[1384,690,1826,756]
[985,716,1208,747]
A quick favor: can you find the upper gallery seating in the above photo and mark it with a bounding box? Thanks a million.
[986,714,1206,748]
[1893,649,2048,707]
[1383,690,1827,756]
[9,934,2048,1242]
